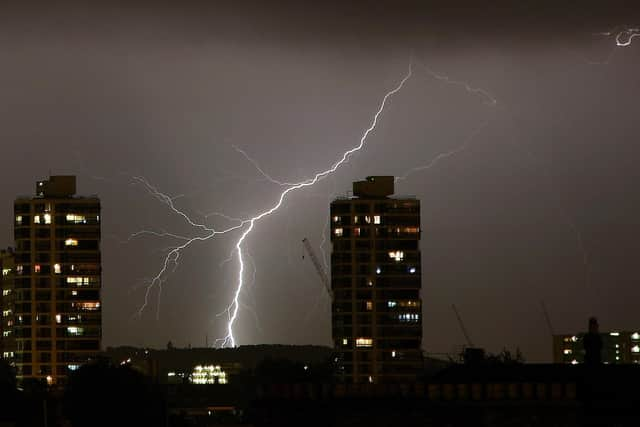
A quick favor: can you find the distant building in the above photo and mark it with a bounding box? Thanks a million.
[12,175,101,384]
[553,331,640,364]
[1,248,16,360]
[330,176,422,383]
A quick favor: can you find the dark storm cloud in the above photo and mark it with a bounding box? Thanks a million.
[3,1,640,47]
[1,1,639,361]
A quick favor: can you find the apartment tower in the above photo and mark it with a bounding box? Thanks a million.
[12,176,101,384]
[330,176,422,383]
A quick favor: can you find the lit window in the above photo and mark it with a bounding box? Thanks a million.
[55,314,62,324]
[632,345,640,353]
[354,227,361,236]
[66,214,86,224]
[610,332,620,336]
[388,251,404,261]
[72,290,78,296]
[368,376,373,383]
[2,331,11,337]
[364,216,371,224]
[387,301,397,308]
[2,268,10,276]
[354,216,359,224]
[615,344,620,348]
[34,264,41,273]
[334,228,343,237]
[2,289,9,296]
[571,336,578,342]
[190,365,228,385]
[67,277,90,286]
[333,216,340,223]
[67,326,84,336]
[391,350,396,358]
[77,302,100,311]
[563,349,572,355]
[374,215,381,224]
[15,215,22,225]
[342,338,348,345]
[356,338,373,347]
[403,227,419,233]
[398,313,420,323]
[376,267,381,274]
[43,213,52,224]
[68,364,80,371]
[16,265,23,274]
[367,280,373,287]
[365,301,373,311]
[54,264,61,274]
[409,267,416,274]
[46,376,53,385]
[632,332,640,341]
[34,215,40,224]
[571,359,579,365]
[65,238,78,246]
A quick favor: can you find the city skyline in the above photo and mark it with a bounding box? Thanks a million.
[0,2,639,362]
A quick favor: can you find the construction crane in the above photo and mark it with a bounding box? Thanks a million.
[541,300,555,337]
[452,304,474,348]
[301,238,333,300]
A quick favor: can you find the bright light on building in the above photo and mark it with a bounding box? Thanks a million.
[356,338,373,348]
[66,214,87,224]
[632,345,640,353]
[408,267,416,274]
[190,365,228,385]
[376,267,381,274]
[571,359,579,365]
[632,332,640,341]
[610,332,620,336]
[563,349,572,355]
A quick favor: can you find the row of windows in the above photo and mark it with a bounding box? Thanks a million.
[332,251,420,263]
[15,213,99,225]
[330,202,419,215]
[13,276,100,289]
[9,313,100,326]
[13,263,100,276]
[11,301,101,313]
[333,264,419,276]
[333,226,420,238]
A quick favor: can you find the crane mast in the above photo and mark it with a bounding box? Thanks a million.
[301,238,333,300]
[452,304,474,348]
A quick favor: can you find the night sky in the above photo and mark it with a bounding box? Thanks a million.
[1,1,639,361]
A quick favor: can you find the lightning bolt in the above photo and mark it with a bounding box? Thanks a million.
[131,62,413,346]
[220,64,413,347]
[395,119,491,182]
[597,27,640,47]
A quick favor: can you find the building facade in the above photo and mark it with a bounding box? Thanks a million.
[12,175,101,384]
[330,176,422,383]
[553,331,640,364]
[1,248,16,361]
